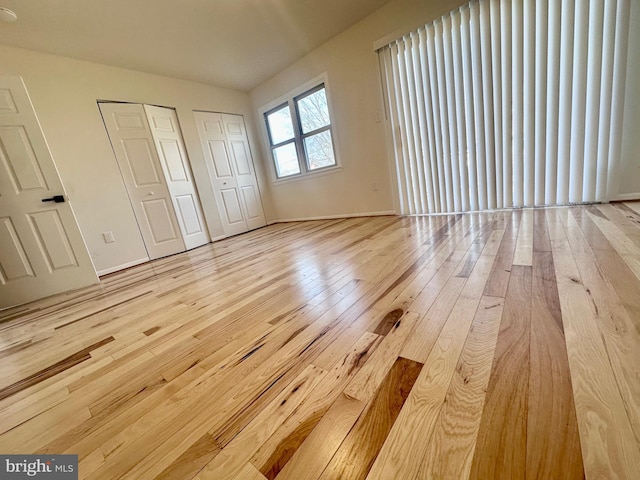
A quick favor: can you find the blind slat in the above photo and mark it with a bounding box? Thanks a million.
[534,0,548,205]
[582,0,605,201]
[556,0,575,204]
[523,0,535,206]
[461,6,479,211]
[545,0,561,205]
[452,15,470,211]
[490,0,504,209]
[512,0,524,206]
[500,0,513,207]
[470,2,488,211]
[569,0,589,203]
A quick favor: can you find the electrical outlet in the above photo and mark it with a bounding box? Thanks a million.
[372,182,379,191]
[103,231,115,243]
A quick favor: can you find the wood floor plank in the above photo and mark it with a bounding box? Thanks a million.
[484,210,520,297]
[527,250,583,479]
[343,312,419,403]
[40,358,207,459]
[602,204,640,248]
[274,393,365,480]
[78,447,106,479]
[250,332,382,479]
[310,261,440,372]
[533,209,552,252]
[570,207,640,329]
[480,227,507,256]
[0,336,115,397]
[400,276,465,363]
[513,209,534,266]
[318,357,422,480]
[587,207,640,281]
[561,210,640,447]
[366,253,497,479]
[418,295,503,480]
[89,341,310,478]
[358,220,488,367]
[154,433,221,480]
[469,265,531,480]
[0,355,113,433]
[548,209,640,479]
[371,308,404,336]
[624,201,640,215]
[190,365,326,480]
[0,403,93,454]
[198,462,267,480]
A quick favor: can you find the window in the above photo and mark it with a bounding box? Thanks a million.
[264,83,337,179]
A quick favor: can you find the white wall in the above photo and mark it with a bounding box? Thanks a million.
[0,45,274,274]
[619,0,640,198]
[250,0,469,221]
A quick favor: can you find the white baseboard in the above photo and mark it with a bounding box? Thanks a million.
[97,257,149,277]
[615,193,640,201]
[274,210,396,223]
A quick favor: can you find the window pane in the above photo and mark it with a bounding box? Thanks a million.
[273,143,300,177]
[297,88,330,134]
[304,130,336,170]
[266,105,294,145]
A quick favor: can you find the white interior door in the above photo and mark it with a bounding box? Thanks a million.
[100,103,185,260]
[144,105,209,250]
[0,76,98,308]
[194,111,266,237]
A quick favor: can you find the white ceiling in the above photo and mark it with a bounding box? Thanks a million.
[0,0,392,92]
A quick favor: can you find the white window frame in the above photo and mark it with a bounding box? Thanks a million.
[259,74,341,183]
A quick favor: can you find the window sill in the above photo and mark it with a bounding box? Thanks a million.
[272,165,343,186]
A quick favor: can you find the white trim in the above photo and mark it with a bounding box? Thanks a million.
[274,210,396,223]
[97,257,149,277]
[614,192,640,201]
[272,166,343,185]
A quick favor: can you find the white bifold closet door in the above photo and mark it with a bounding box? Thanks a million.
[144,105,209,250]
[378,0,631,215]
[100,103,208,260]
[194,111,266,237]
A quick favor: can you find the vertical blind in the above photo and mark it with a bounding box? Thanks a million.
[379,0,631,214]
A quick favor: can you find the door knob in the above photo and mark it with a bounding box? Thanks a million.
[41,195,65,203]
[148,191,154,196]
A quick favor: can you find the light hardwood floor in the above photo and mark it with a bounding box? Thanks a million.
[1,202,640,479]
